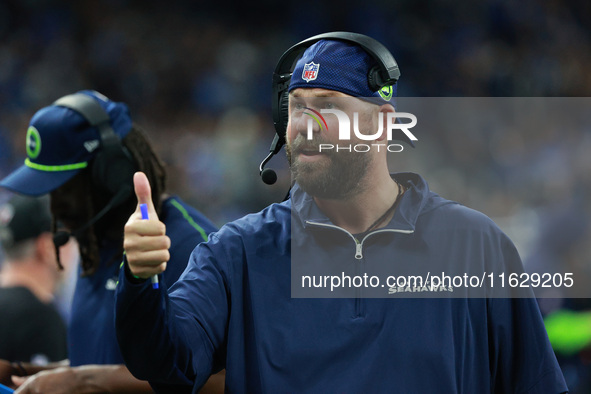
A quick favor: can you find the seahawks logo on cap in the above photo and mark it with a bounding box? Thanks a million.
[26,126,42,159]
[302,62,320,82]
[378,85,393,101]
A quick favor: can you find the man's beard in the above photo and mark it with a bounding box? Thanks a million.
[286,134,370,200]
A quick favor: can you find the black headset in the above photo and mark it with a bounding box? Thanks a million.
[259,32,401,185]
[52,92,137,248]
[53,92,137,197]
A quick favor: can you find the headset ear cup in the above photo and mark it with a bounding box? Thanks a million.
[278,89,290,146]
[91,145,136,197]
[367,65,381,92]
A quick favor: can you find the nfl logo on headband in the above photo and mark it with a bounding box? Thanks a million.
[302,62,319,82]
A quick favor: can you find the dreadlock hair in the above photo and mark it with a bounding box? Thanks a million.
[52,123,167,276]
[125,123,167,214]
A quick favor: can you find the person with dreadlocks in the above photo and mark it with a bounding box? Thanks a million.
[0,90,222,393]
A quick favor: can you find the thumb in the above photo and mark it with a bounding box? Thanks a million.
[133,172,158,219]
[12,375,26,387]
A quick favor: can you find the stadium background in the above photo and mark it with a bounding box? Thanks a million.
[0,0,590,391]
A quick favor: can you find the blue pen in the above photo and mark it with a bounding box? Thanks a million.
[0,382,14,394]
[140,203,159,289]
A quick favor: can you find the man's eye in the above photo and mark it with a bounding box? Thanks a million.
[292,102,304,110]
[323,102,335,109]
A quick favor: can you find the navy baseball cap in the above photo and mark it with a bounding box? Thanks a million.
[0,90,132,196]
[288,39,397,105]
[0,195,52,249]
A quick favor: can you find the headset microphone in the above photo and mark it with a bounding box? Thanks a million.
[53,186,131,248]
[260,166,278,185]
[259,134,282,185]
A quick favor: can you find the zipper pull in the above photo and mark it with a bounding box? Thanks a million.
[355,242,363,260]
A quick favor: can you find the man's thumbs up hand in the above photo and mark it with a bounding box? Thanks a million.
[123,172,170,279]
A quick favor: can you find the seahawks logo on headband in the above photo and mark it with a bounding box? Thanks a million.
[378,85,394,101]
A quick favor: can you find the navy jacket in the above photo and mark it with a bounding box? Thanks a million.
[115,173,567,393]
[69,196,216,366]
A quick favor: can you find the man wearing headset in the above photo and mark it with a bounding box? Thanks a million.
[117,34,568,392]
[0,91,222,393]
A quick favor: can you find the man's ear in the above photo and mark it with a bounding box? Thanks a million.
[377,104,396,142]
[35,232,57,267]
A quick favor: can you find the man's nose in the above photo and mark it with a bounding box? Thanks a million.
[295,113,322,139]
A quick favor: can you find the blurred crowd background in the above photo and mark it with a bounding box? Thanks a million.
[0,0,590,391]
